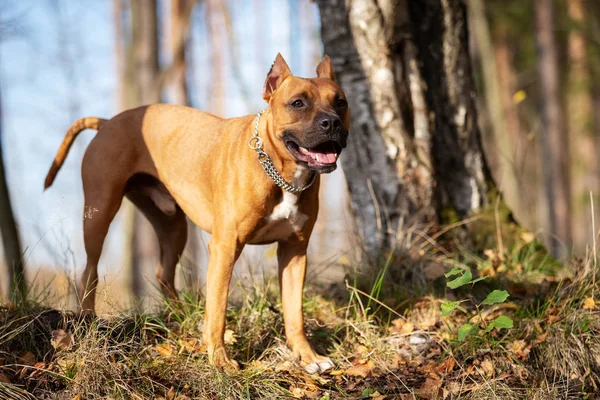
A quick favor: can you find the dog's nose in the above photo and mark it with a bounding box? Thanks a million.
[318,115,341,133]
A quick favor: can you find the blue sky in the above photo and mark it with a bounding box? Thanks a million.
[0,0,350,281]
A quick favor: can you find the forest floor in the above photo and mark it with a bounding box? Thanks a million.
[1,234,599,399]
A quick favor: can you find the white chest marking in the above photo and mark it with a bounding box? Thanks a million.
[252,166,311,242]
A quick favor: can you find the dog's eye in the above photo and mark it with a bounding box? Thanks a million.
[291,99,305,108]
[335,98,347,108]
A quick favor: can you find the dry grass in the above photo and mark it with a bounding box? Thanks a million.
[1,235,600,399]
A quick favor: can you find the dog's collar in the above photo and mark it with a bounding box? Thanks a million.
[248,109,316,193]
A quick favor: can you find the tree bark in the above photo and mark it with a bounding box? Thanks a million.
[535,0,571,258]
[316,0,496,261]
[0,83,26,302]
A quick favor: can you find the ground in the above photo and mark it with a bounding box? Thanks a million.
[1,234,599,399]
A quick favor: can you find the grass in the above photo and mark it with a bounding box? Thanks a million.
[1,232,600,399]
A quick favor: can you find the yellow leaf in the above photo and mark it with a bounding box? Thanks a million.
[344,360,376,377]
[513,90,527,104]
[156,343,175,357]
[583,297,595,310]
[520,232,535,244]
[329,369,344,376]
[391,319,414,334]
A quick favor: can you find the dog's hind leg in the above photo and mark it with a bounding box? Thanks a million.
[80,182,124,314]
[126,189,188,299]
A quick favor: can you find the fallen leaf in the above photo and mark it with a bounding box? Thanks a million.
[507,340,530,360]
[344,359,376,377]
[480,358,494,378]
[51,329,74,350]
[166,386,176,400]
[547,315,561,324]
[435,357,455,374]
[224,329,237,345]
[391,319,414,335]
[0,373,10,384]
[29,362,47,378]
[19,352,36,366]
[71,395,82,400]
[534,332,548,345]
[179,338,206,355]
[329,370,344,376]
[414,377,442,398]
[583,297,595,310]
[370,391,386,399]
[156,343,175,357]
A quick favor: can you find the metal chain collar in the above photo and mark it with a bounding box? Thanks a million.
[248,109,316,193]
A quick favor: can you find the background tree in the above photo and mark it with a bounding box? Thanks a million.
[0,82,25,302]
[535,0,571,259]
[114,0,198,304]
[316,0,500,263]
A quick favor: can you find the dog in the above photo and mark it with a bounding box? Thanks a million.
[44,54,350,373]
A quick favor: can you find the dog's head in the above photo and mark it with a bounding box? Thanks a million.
[263,53,350,174]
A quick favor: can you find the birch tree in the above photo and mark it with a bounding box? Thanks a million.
[316,0,502,262]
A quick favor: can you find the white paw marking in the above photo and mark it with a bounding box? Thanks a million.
[305,359,334,374]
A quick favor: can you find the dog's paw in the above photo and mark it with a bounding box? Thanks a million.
[304,358,334,374]
[209,347,240,372]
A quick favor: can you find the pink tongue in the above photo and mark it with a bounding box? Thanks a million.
[300,146,337,164]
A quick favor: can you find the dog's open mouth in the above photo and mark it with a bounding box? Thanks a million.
[285,139,343,169]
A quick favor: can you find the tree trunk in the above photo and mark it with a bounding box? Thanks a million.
[316,0,496,262]
[468,0,521,220]
[206,0,225,116]
[170,0,194,106]
[170,0,200,293]
[567,0,593,252]
[535,0,571,258]
[0,84,26,302]
[114,0,162,305]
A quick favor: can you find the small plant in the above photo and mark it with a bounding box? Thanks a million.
[440,267,513,342]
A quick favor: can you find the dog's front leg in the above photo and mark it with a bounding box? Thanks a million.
[203,235,243,370]
[278,239,334,373]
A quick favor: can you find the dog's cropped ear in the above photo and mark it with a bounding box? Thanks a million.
[316,55,335,81]
[263,53,292,102]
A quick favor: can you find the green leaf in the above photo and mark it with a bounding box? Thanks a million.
[493,315,514,329]
[441,301,460,316]
[447,269,473,289]
[361,388,375,397]
[483,322,495,333]
[482,290,510,305]
[458,324,475,341]
[445,267,464,278]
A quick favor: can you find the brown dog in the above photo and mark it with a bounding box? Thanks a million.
[44,54,349,372]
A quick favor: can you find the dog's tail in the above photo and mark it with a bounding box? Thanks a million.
[44,117,107,190]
